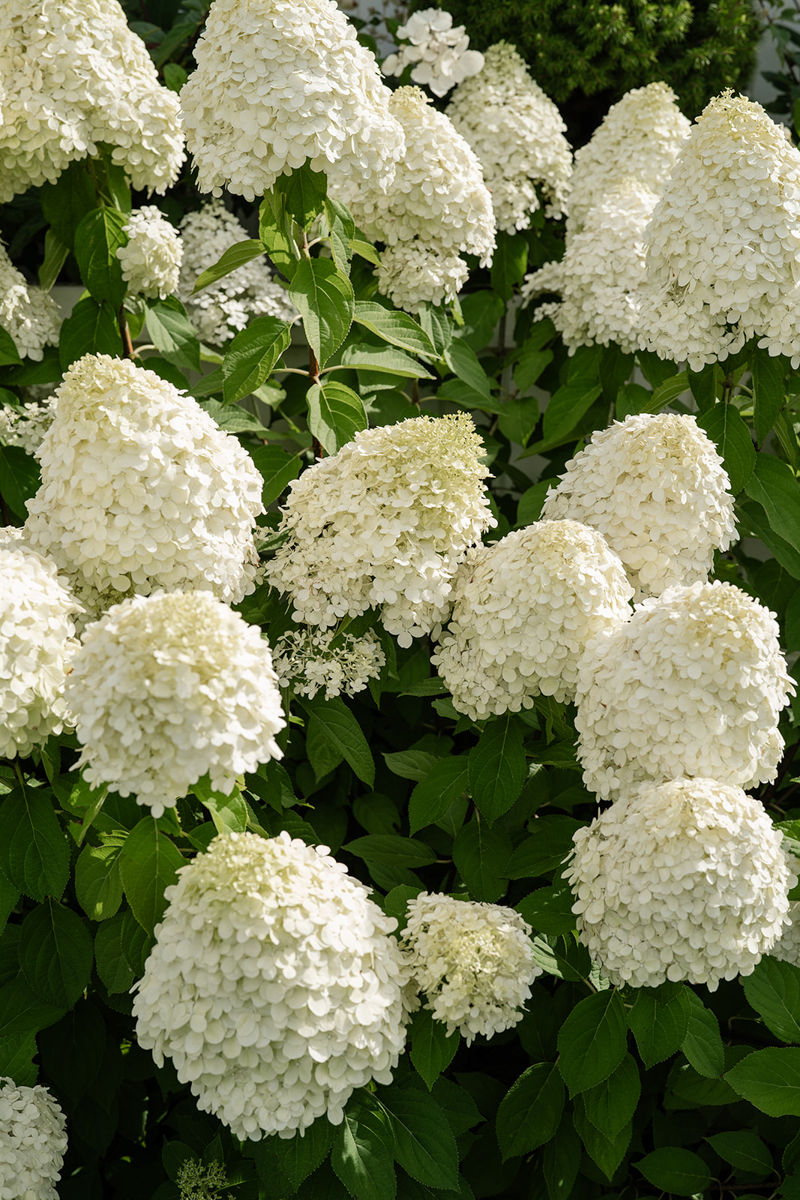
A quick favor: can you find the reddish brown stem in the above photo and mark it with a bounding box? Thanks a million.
[118,306,135,360]
[309,345,324,460]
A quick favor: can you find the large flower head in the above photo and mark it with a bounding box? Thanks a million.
[0,242,60,361]
[575,581,794,801]
[0,1079,67,1199]
[65,591,285,815]
[541,413,737,599]
[265,412,495,646]
[133,831,411,1138]
[24,354,264,614]
[566,779,794,990]
[638,91,800,370]
[117,206,182,301]
[432,520,633,720]
[383,8,484,98]
[446,42,572,233]
[180,0,405,201]
[331,86,495,312]
[0,544,79,759]
[0,0,184,201]
[400,892,539,1044]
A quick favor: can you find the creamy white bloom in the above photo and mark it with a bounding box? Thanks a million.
[447,42,571,232]
[541,413,737,599]
[567,82,690,236]
[400,892,539,1043]
[178,201,297,346]
[0,1078,67,1200]
[383,8,484,98]
[273,627,385,699]
[24,354,264,614]
[133,831,411,1138]
[376,244,469,312]
[0,545,79,759]
[331,86,495,312]
[575,581,794,801]
[0,242,60,361]
[180,0,405,201]
[117,206,182,300]
[638,91,800,371]
[66,591,285,815]
[0,398,56,455]
[0,0,184,201]
[566,779,795,990]
[266,413,495,646]
[432,520,632,720]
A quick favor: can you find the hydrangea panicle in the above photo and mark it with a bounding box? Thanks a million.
[117,206,183,300]
[273,627,385,699]
[0,1077,68,1200]
[383,8,484,98]
[0,242,60,361]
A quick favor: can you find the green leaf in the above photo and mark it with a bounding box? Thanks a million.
[0,1033,38,1087]
[37,1002,105,1106]
[0,323,21,366]
[18,900,93,1008]
[300,695,375,786]
[542,1114,582,1200]
[247,444,302,506]
[118,818,184,936]
[542,381,602,443]
[725,1048,800,1115]
[353,302,435,358]
[307,380,368,454]
[259,196,299,281]
[339,340,432,379]
[0,976,64,1040]
[452,821,511,902]
[514,347,553,395]
[94,913,136,994]
[681,987,725,1078]
[516,876,577,936]
[409,1008,459,1089]
[641,370,690,414]
[506,817,583,880]
[162,61,188,92]
[145,296,201,371]
[491,231,528,301]
[444,338,494,401]
[276,163,328,228]
[0,874,19,940]
[468,715,526,822]
[743,958,800,1043]
[222,316,292,404]
[557,989,628,1097]
[581,1054,640,1140]
[282,1117,337,1190]
[572,1097,631,1181]
[687,362,718,412]
[191,781,248,835]
[344,835,436,869]
[496,1063,564,1161]
[737,498,800,579]
[59,297,121,369]
[636,1148,711,1197]
[409,757,470,835]
[332,1098,396,1200]
[40,160,97,250]
[289,259,354,366]
[697,402,755,493]
[73,207,128,309]
[199,397,269,437]
[192,239,267,294]
[752,349,788,444]
[705,1131,772,1177]
[75,845,123,922]
[378,1087,460,1191]
[745,454,800,558]
[38,229,70,292]
[350,237,381,266]
[383,750,439,782]
[628,982,690,1068]
[0,787,69,902]
[323,197,355,274]
[0,446,40,519]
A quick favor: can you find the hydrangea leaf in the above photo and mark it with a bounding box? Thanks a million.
[192,239,267,295]
[697,402,755,494]
[627,981,690,1068]
[18,899,93,1009]
[331,1096,396,1200]
[289,259,354,367]
[581,1053,640,1140]
[118,819,184,936]
[409,757,470,835]
[75,845,123,923]
[377,1087,460,1190]
[58,296,121,369]
[496,1063,564,1160]
[145,296,201,371]
[452,820,511,902]
[468,715,526,823]
[635,1147,711,1196]
[409,1008,459,1090]
[300,695,375,786]
[725,1047,800,1116]
[306,380,368,455]
[0,786,69,903]
[680,988,725,1078]
[557,989,628,1096]
[222,314,292,405]
[73,206,128,309]
[742,958,800,1044]
[572,1096,632,1181]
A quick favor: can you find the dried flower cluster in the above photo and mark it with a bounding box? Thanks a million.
[0,242,60,361]
[566,779,794,989]
[273,627,385,699]
[382,8,484,98]
[432,520,632,720]
[266,413,494,646]
[117,206,183,300]
[0,1078,68,1200]
[133,831,411,1138]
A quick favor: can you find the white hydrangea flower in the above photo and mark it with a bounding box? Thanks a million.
[566,82,690,236]
[0,242,60,361]
[331,86,495,313]
[24,354,265,614]
[0,1079,67,1200]
[376,243,469,313]
[180,0,405,201]
[541,413,737,599]
[638,91,800,371]
[446,41,572,232]
[400,892,540,1043]
[178,201,297,346]
[133,831,412,1138]
[273,627,385,699]
[266,413,495,646]
[0,545,79,759]
[117,206,182,301]
[575,581,794,801]
[383,8,484,98]
[432,520,633,720]
[566,778,795,990]
[519,258,563,305]
[0,398,56,455]
[0,0,184,201]
[65,591,285,815]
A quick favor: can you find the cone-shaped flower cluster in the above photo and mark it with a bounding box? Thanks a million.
[400,893,539,1043]
[0,0,184,201]
[133,831,412,1138]
[331,86,495,311]
[65,591,285,815]
[180,0,405,201]
[638,92,800,370]
[432,520,633,720]
[24,354,264,616]
[382,8,484,98]
[266,413,495,646]
[0,243,60,361]
[541,413,737,599]
[575,582,794,801]
[117,206,182,300]
[566,779,794,989]
[273,627,385,700]
[446,42,572,233]
[0,545,79,759]
[0,1078,67,1199]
